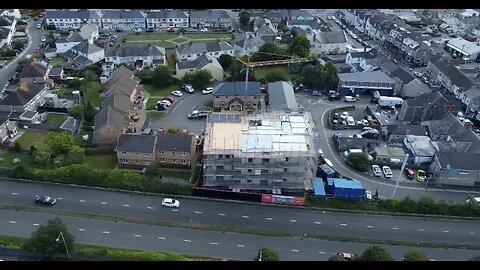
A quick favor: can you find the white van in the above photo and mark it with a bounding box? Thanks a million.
[346,116,355,126]
[343,149,363,157]
[344,96,356,102]
[466,197,480,205]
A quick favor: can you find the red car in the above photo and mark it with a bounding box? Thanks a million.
[404,168,415,180]
[166,27,176,33]
[35,47,42,53]
[163,96,175,103]
[214,28,221,32]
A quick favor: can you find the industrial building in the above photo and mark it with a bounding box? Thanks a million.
[337,71,396,96]
[202,111,318,195]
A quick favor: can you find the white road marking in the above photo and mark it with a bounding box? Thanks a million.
[210,242,218,245]
[172,209,178,212]
[57,198,62,200]
[184,240,191,243]
[79,200,86,203]
[291,249,300,252]
[123,204,130,207]
[194,211,202,214]
[367,225,374,228]
[318,251,326,254]
[12,192,18,195]
[418,228,424,231]
[340,223,347,226]
[290,219,297,223]
[470,232,475,235]
[33,223,39,226]
[242,215,249,219]
[266,217,273,220]
[158,237,166,240]
[134,234,142,237]
[9,221,16,224]
[392,227,398,230]
[100,202,107,205]
[443,230,449,233]
[237,244,245,248]
[218,213,226,216]
[314,221,321,225]
[147,206,154,210]
[78,228,85,231]
[102,231,110,234]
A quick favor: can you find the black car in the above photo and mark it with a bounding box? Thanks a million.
[328,93,341,101]
[156,104,166,111]
[35,195,57,205]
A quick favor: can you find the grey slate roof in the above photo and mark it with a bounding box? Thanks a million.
[190,10,229,20]
[0,83,45,106]
[318,31,347,44]
[117,134,156,153]
[101,93,130,114]
[60,116,76,132]
[401,79,431,98]
[94,106,125,131]
[46,10,101,20]
[436,151,480,170]
[20,110,37,119]
[0,17,13,26]
[0,26,9,39]
[176,41,232,56]
[106,66,139,97]
[401,91,463,122]
[288,19,320,29]
[155,133,193,153]
[70,41,103,54]
[430,57,474,89]
[338,71,395,84]
[267,81,299,111]
[391,68,414,84]
[234,35,266,50]
[146,10,188,19]
[256,25,277,36]
[350,49,378,59]
[213,81,262,97]
[177,54,211,70]
[101,10,145,19]
[79,24,98,39]
[19,61,48,78]
[49,67,63,77]
[431,141,472,153]
[106,44,165,58]
[389,124,429,136]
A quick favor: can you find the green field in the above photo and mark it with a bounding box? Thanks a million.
[84,81,104,108]
[124,40,177,48]
[146,111,166,120]
[143,84,179,97]
[253,65,291,80]
[0,150,34,168]
[146,98,162,110]
[48,57,64,67]
[183,33,232,40]
[15,130,50,150]
[125,33,179,41]
[84,154,118,169]
[45,113,66,126]
[171,37,189,43]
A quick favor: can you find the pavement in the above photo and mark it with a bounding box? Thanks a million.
[1,209,478,261]
[0,21,46,91]
[1,180,480,246]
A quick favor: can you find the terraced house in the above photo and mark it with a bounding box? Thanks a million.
[45,10,103,30]
[146,10,188,30]
[176,40,233,61]
[103,44,166,75]
[189,10,231,29]
[101,10,146,31]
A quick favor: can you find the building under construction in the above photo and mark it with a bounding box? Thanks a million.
[202,111,318,195]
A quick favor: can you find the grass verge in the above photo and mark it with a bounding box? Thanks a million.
[45,113,67,126]
[84,154,117,169]
[146,111,166,120]
[124,40,177,48]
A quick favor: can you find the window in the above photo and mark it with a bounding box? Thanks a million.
[225,155,230,159]
[247,169,253,173]
[181,160,186,164]
[217,176,224,181]
[254,96,257,99]
[160,158,165,162]
[282,178,287,182]
[172,152,175,155]
[248,158,253,163]
[247,179,252,183]
[283,168,288,172]
[261,169,269,174]
[262,158,270,163]
[160,151,164,154]
[121,151,127,155]
[135,160,139,164]
[144,153,149,158]
[255,169,261,175]
[218,154,224,159]
[122,159,128,164]
[173,159,176,163]
[285,157,289,162]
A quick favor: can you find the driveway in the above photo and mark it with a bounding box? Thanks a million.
[143,92,212,134]
[0,21,46,91]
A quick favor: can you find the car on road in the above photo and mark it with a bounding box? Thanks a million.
[35,195,57,206]
[171,90,183,97]
[181,84,194,93]
[166,27,176,33]
[311,90,321,96]
[202,87,214,95]
[162,198,180,208]
[337,252,356,261]
[344,95,356,102]
[372,165,382,177]
[163,96,175,103]
[40,36,46,42]
[417,169,426,182]
[382,166,393,178]
[404,167,415,180]
[414,71,423,78]
[465,197,480,205]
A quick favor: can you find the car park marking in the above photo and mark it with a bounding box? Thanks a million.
[237,245,245,248]
[210,242,218,245]
[318,251,326,254]
[134,234,142,237]
[183,240,191,243]
[242,215,249,219]
[470,232,475,235]
[78,228,85,231]
[290,219,297,223]
[392,227,398,230]
[218,213,226,216]
[12,192,18,195]
[340,223,347,226]
[33,223,39,226]
[57,198,62,200]
[291,249,300,252]
[367,225,374,228]
[418,229,424,231]
[314,221,321,225]
[443,230,449,233]
[194,211,202,214]
[158,237,165,240]
[123,204,130,207]
[147,206,154,210]
[9,221,16,224]
[102,231,110,234]
[79,200,86,203]
[266,217,273,220]
[100,202,107,205]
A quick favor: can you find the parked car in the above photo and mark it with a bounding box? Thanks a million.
[414,71,423,78]
[166,27,176,33]
[200,27,208,32]
[40,36,46,42]
[372,165,382,177]
[36,23,42,29]
[417,169,426,182]
[163,96,175,103]
[404,168,415,180]
[311,90,321,96]
[344,95,356,102]
[181,84,194,93]
[202,87,214,95]
[328,92,341,101]
[340,111,349,120]
[382,166,393,178]
[162,198,180,208]
[35,195,57,206]
[155,104,166,111]
[422,77,429,84]
[171,90,183,97]
[465,197,480,205]
[159,100,171,107]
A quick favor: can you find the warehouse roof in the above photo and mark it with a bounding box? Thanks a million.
[338,71,396,84]
[331,178,364,189]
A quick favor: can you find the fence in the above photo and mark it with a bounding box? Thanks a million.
[193,187,262,202]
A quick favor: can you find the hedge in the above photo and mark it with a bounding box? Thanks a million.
[78,248,215,261]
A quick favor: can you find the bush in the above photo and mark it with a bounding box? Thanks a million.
[347,152,370,172]
[13,142,22,152]
[255,248,279,261]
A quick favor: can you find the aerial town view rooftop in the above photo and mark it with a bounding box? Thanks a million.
[0,8,480,261]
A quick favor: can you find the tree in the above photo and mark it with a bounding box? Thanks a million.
[45,132,76,157]
[64,145,85,165]
[34,149,52,167]
[16,58,32,72]
[264,70,289,82]
[136,69,153,84]
[348,152,371,172]
[218,54,234,70]
[83,102,96,123]
[358,246,394,261]
[13,142,22,152]
[182,70,213,90]
[227,59,256,82]
[68,79,82,89]
[469,255,480,261]
[289,36,310,58]
[23,218,75,256]
[251,42,289,62]
[152,65,174,87]
[324,61,339,89]
[68,105,84,120]
[11,40,26,50]
[144,165,164,179]
[239,11,250,30]
[255,248,279,261]
[402,250,428,261]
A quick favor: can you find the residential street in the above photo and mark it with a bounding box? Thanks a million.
[1,180,480,246]
[1,209,478,261]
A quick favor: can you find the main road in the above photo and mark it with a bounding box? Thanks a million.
[1,209,477,261]
[1,180,480,246]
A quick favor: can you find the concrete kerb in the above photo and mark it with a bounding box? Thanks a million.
[3,177,480,221]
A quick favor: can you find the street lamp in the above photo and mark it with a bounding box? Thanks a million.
[56,231,70,259]
[392,154,409,199]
